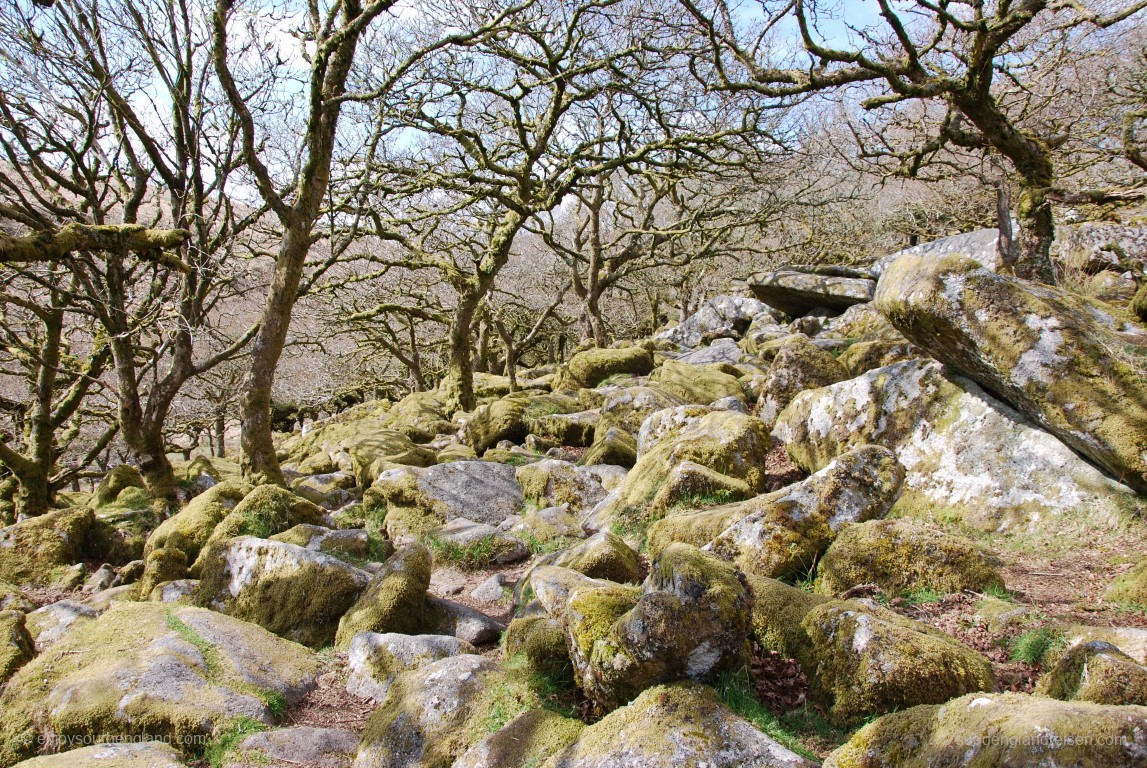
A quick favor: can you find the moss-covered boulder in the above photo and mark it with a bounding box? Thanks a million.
[744,575,827,671]
[543,683,815,768]
[1036,640,1147,705]
[462,392,580,455]
[824,692,1147,768]
[335,544,431,648]
[355,653,560,768]
[1133,282,1147,322]
[649,359,745,405]
[0,602,317,767]
[516,460,607,516]
[803,600,996,725]
[192,484,327,567]
[91,465,146,508]
[504,616,571,681]
[704,445,903,581]
[774,359,1141,531]
[371,461,525,543]
[836,339,925,376]
[517,532,641,612]
[195,536,371,648]
[0,507,95,586]
[1105,557,1147,607]
[757,334,850,427]
[138,548,189,600]
[647,460,755,521]
[431,519,529,566]
[527,410,600,447]
[145,481,249,563]
[346,631,475,702]
[596,410,772,540]
[455,708,585,768]
[557,347,654,390]
[514,505,585,543]
[596,384,685,436]
[10,742,187,767]
[815,519,1002,597]
[565,545,748,711]
[579,426,636,468]
[0,582,32,614]
[0,610,33,684]
[875,251,1147,493]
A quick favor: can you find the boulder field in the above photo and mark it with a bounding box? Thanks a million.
[1,229,1145,767]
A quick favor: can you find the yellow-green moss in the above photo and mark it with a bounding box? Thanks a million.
[138,548,188,600]
[504,617,573,684]
[0,507,94,586]
[145,481,250,562]
[649,359,745,404]
[1036,640,1147,705]
[744,575,828,671]
[192,485,327,571]
[0,610,34,683]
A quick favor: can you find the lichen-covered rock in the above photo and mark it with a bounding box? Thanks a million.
[527,567,624,620]
[579,427,636,468]
[677,338,744,365]
[703,446,903,581]
[516,460,607,515]
[335,544,432,648]
[543,683,815,768]
[371,462,524,542]
[0,507,95,586]
[803,600,996,725]
[352,654,503,768]
[0,602,318,767]
[0,610,33,683]
[756,335,850,428]
[454,708,585,768]
[145,481,249,563]
[225,727,359,768]
[91,465,146,508]
[749,270,875,316]
[656,294,777,350]
[24,600,99,652]
[597,411,773,540]
[645,460,754,519]
[1036,640,1147,705]
[195,536,372,648]
[815,519,1002,597]
[835,339,925,376]
[1105,557,1147,607]
[774,359,1141,531]
[596,384,685,436]
[346,632,475,702]
[517,533,641,612]
[513,505,584,542]
[383,390,456,443]
[871,227,1003,276]
[874,251,1147,493]
[565,545,748,711]
[559,347,654,390]
[139,548,189,599]
[649,360,745,405]
[291,471,357,510]
[11,742,188,767]
[823,692,1147,768]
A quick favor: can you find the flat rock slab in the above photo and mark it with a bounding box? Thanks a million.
[229,727,359,768]
[11,742,188,767]
[749,270,875,316]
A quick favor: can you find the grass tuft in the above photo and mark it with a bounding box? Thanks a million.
[714,669,817,760]
[1010,627,1065,665]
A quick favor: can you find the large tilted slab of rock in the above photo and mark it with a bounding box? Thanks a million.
[542,683,815,768]
[655,295,778,350]
[749,270,875,317]
[564,545,748,711]
[774,359,1141,531]
[871,227,1003,276]
[195,536,372,648]
[823,693,1147,768]
[0,602,318,766]
[875,251,1147,493]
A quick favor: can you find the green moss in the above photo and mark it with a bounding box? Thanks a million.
[504,617,573,684]
[1105,557,1147,606]
[425,531,507,570]
[649,359,745,404]
[560,346,654,389]
[1036,640,1147,705]
[744,575,828,670]
[146,481,250,562]
[199,485,326,550]
[139,548,189,599]
[202,717,270,768]
[458,708,583,768]
[0,610,34,683]
[645,501,750,556]
[91,465,146,507]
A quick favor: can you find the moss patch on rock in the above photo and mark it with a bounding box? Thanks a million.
[335,543,432,648]
[145,481,250,563]
[0,507,95,586]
